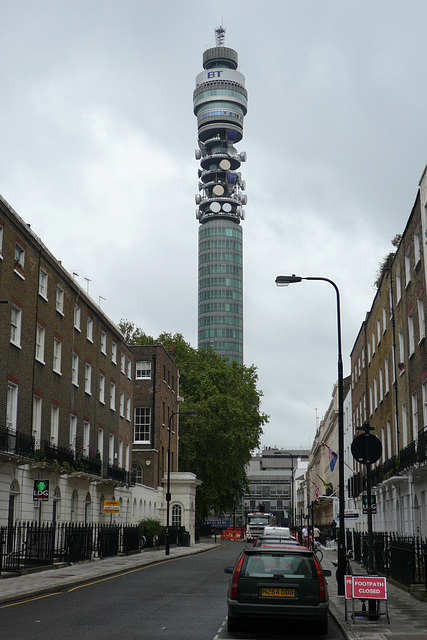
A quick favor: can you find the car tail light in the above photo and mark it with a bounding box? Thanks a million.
[313,555,328,601]
[231,554,245,598]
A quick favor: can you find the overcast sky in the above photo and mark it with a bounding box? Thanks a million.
[1,1,426,450]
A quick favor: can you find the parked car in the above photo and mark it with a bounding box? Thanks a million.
[254,535,300,547]
[224,546,331,634]
[263,526,293,538]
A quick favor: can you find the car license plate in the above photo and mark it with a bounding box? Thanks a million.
[261,587,295,598]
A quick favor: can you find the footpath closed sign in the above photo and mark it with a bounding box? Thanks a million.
[104,500,120,513]
[345,575,387,599]
[353,576,387,599]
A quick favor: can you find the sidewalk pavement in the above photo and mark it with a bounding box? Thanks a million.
[322,546,427,640]
[1,541,427,639]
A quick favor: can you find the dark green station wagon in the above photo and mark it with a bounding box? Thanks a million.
[224,546,331,634]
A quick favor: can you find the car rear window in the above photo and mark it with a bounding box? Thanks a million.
[244,553,315,579]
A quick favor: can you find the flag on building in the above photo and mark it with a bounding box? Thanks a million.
[321,441,338,472]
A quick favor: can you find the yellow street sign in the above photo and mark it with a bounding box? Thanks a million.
[104,500,120,513]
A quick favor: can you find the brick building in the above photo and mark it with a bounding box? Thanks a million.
[0,194,135,525]
[130,344,179,490]
[347,171,427,535]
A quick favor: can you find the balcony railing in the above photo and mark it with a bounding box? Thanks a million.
[0,427,127,484]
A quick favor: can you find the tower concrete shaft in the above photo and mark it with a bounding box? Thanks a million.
[193,28,247,364]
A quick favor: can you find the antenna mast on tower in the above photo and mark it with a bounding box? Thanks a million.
[215,25,226,46]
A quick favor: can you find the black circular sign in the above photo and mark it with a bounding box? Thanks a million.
[351,433,382,464]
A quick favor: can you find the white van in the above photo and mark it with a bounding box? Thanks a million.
[262,526,293,539]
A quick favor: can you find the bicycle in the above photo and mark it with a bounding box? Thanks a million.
[313,540,323,563]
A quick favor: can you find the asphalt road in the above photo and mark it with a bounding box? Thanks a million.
[0,541,345,640]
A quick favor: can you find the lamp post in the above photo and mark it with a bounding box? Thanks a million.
[275,274,346,595]
[165,410,198,556]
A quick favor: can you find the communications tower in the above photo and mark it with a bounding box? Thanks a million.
[193,27,248,364]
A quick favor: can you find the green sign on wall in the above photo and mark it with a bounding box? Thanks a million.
[33,479,49,502]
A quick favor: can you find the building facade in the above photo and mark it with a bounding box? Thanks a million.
[194,27,248,364]
[244,447,309,528]
[130,344,179,490]
[348,170,427,536]
[0,195,135,526]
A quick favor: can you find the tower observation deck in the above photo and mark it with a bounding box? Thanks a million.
[193,27,248,364]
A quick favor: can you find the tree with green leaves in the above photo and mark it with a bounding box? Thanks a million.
[118,322,268,520]
[374,234,402,288]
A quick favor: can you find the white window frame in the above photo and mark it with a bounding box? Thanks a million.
[110,382,116,411]
[74,304,81,331]
[32,395,42,445]
[386,420,392,458]
[136,361,151,379]
[39,268,48,299]
[398,330,405,373]
[134,407,151,443]
[414,233,421,266]
[101,331,107,354]
[14,243,25,270]
[50,405,59,445]
[396,272,401,304]
[423,381,427,428]
[127,359,132,379]
[7,383,18,431]
[53,339,62,374]
[121,353,126,374]
[98,428,104,462]
[111,341,117,364]
[85,363,92,395]
[418,298,425,343]
[120,392,125,417]
[70,414,77,454]
[72,353,79,386]
[385,356,390,394]
[10,305,22,347]
[99,373,105,404]
[408,315,415,356]
[35,324,45,363]
[109,433,114,465]
[87,317,93,342]
[0,225,3,257]
[83,420,90,457]
[405,254,411,287]
[412,392,418,442]
[126,397,131,421]
[125,443,130,471]
[56,286,64,314]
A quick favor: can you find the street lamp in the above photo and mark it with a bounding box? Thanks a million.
[275,274,346,595]
[165,410,198,556]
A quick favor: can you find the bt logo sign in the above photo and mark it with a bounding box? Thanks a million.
[207,71,223,79]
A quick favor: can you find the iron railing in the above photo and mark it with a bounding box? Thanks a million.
[0,522,143,574]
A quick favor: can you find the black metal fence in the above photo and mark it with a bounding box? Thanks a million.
[0,426,130,485]
[0,522,142,575]
[347,530,427,588]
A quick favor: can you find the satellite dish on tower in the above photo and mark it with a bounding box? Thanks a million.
[210,202,221,213]
[212,185,224,196]
[219,159,231,170]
